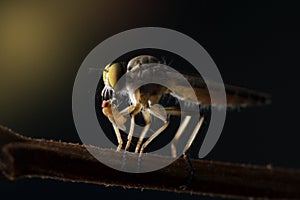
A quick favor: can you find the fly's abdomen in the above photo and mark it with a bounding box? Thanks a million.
[224,85,271,108]
[183,74,271,108]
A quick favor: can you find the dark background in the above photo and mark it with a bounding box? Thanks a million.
[1,1,299,199]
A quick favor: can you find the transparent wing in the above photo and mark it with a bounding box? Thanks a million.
[125,63,271,109]
[149,104,168,122]
[183,73,271,108]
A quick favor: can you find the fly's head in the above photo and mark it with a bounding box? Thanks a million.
[101,62,126,116]
[102,62,127,98]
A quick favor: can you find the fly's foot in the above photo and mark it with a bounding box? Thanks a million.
[179,153,195,190]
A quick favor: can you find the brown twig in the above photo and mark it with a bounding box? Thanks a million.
[0,125,300,199]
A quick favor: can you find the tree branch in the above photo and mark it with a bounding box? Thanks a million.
[1,125,300,199]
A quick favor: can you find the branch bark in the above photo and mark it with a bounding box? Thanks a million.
[1,125,300,199]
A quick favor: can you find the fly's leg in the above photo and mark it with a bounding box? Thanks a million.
[119,105,135,116]
[121,104,140,170]
[180,153,194,190]
[135,110,151,153]
[181,116,205,189]
[124,104,142,151]
[102,103,124,152]
[122,115,134,170]
[125,115,135,151]
[183,116,204,155]
[112,123,123,152]
[135,110,151,173]
[139,103,169,155]
[171,116,192,158]
[139,120,170,156]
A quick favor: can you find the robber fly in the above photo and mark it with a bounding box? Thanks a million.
[101,55,270,157]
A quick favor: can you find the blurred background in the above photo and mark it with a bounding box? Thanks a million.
[1,1,299,199]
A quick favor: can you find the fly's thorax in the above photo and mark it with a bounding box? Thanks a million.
[127,55,160,72]
[134,84,169,108]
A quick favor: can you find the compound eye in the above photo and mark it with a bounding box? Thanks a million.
[103,63,125,88]
[109,63,126,88]
[102,87,114,101]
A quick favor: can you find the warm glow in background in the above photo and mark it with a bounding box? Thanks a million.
[0,1,174,138]
[1,1,300,199]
